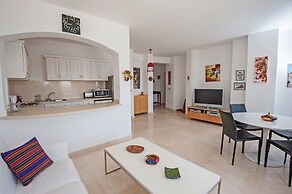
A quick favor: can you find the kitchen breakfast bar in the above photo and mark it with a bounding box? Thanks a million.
[0,100,132,154]
[3,100,120,119]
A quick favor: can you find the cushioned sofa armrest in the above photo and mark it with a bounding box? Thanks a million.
[41,141,69,161]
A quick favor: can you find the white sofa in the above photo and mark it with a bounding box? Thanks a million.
[0,139,88,194]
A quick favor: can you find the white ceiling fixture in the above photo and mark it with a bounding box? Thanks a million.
[40,0,292,56]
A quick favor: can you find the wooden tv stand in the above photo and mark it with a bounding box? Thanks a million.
[186,106,222,125]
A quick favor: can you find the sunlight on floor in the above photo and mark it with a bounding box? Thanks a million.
[72,107,292,194]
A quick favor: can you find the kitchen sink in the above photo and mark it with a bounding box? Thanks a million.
[44,99,70,108]
[52,99,67,102]
[46,98,67,102]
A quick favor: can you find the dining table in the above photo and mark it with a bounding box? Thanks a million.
[233,112,292,167]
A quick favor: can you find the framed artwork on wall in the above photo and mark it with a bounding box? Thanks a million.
[168,71,171,85]
[62,14,81,35]
[235,70,245,81]
[287,64,292,88]
[234,82,246,90]
[254,56,268,83]
[133,67,140,89]
[205,64,220,82]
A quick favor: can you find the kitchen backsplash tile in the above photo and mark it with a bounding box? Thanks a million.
[8,80,104,102]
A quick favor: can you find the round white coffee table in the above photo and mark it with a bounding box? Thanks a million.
[233,112,292,167]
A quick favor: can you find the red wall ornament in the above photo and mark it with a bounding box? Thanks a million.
[147,62,154,72]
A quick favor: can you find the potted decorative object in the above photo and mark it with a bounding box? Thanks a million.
[261,112,277,122]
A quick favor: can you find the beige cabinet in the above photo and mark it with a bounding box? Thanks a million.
[58,58,71,80]
[90,61,108,81]
[45,57,71,80]
[45,55,108,81]
[4,41,29,79]
[134,95,148,114]
[70,59,91,80]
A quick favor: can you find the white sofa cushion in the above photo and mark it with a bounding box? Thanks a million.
[47,182,88,194]
[41,141,69,161]
[15,158,81,194]
[0,138,17,194]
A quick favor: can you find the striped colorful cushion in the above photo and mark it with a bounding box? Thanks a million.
[1,137,53,186]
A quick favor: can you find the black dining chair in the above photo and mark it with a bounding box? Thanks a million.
[219,110,263,165]
[229,104,264,152]
[264,131,292,187]
[269,129,292,164]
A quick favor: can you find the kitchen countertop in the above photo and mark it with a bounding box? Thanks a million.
[2,99,120,119]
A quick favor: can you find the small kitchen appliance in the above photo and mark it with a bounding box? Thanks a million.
[94,89,110,97]
[83,91,94,98]
[9,95,19,112]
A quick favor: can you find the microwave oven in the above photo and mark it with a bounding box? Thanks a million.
[94,89,110,97]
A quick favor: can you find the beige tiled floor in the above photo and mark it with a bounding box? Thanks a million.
[71,107,292,194]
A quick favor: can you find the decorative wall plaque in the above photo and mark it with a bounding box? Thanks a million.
[62,14,80,35]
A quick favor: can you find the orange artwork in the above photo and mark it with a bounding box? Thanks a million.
[254,56,268,83]
[205,64,220,82]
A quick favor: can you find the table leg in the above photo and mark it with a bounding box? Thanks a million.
[244,128,285,167]
[104,150,121,175]
[217,179,221,194]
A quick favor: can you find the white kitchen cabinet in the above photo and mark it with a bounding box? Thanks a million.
[4,41,29,79]
[45,57,71,80]
[58,58,71,80]
[70,59,91,80]
[91,61,108,81]
[45,57,59,80]
[45,55,107,81]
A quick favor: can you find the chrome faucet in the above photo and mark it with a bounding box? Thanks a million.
[46,92,55,102]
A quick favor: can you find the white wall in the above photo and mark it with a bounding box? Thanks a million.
[130,49,134,117]
[185,29,290,114]
[153,56,171,64]
[188,43,232,110]
[165,59,174,109]
[24,38,114,81]
[186,50,197,108]
[274,29,292,116]
[230,37,248,104]
[165,55,186,110]
[1,105,128,153]
[147,52,154,113]
[0,0,131,153]
[0,40,6,116]
[132,53,147,96]
[245,29,279,113]
[173,56,186,110]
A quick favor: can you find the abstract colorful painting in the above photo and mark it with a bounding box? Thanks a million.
[254,56,268,83]
[205,64,220,82]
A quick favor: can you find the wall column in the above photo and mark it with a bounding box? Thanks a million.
[147,50,153,113]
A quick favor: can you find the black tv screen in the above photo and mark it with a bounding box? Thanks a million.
[194,89,223,107]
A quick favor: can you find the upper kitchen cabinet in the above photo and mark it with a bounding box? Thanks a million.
[70,59,91,80]
[91,61,108,81]
[45,56,71,80]
[4,41,29,79]
[45,55,108,81]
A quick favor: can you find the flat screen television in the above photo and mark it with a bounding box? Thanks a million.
[194,88,223,108]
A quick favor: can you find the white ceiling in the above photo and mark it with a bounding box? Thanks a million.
[40,0,292,56]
